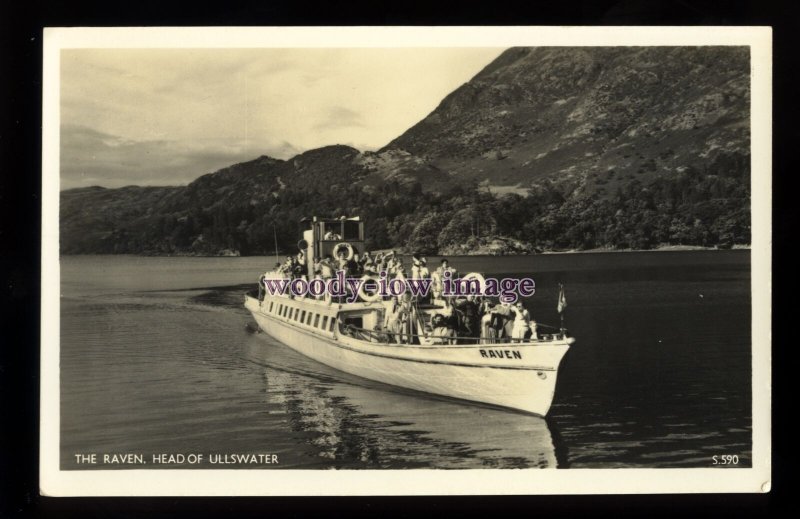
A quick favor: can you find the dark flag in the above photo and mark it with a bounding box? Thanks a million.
[557,283,567,314]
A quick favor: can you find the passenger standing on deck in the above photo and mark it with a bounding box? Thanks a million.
[431,260,443,301]
[453,297,470,343]
[432,259,456,302]
[399,292,414,342]
[336,249,349,276]
[419,258,430,279]
[348,252,362,277]
[319,255,334,280]
[281,256,295,278]
[491,301,514,341]
[384,299,409,344]
[490,304,506,339]
[363,256,377,275]
[312,267,324,300]
[411,254,422,279]
[386,252,400,277]
[381,253,390,274]
[479,300,498,343]
[510,301,533,342]
[461,295,480,343]
[360,251,372,273]
[417,258,431,303]
[430,313,455,345]
[295,251,307,280]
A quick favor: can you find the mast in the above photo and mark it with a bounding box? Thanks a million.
[273,225,279,264]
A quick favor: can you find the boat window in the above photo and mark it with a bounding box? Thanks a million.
[328,318,335,332]
[306,312,313,325]
[343,220,360,240]
[278,304,283,316]
[344,316,363,329]
[320,222,341,241]
[269,302,274,312]
[293,308,299,321]
[300,310,306,323]
[321,316,328,330]
[313,314,320,328]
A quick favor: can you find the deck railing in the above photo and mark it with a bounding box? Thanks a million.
[338,322,569,346]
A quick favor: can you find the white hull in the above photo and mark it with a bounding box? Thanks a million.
[245,295,570,416]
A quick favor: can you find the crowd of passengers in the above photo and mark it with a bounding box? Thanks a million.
[375,293,537,346]
[275,249,429,280]
[262,249,537,345]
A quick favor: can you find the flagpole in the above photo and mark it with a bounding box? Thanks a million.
[273,225,279,265]
[558,282,566,337]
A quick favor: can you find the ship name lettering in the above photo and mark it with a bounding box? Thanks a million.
[479,349,522,359]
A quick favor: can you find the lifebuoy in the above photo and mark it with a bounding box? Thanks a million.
[357,275,382,303]
[461,272,486,293]
[334,242,355,261]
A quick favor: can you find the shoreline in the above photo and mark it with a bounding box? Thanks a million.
[541,244,751,255]
[61,244,750,258]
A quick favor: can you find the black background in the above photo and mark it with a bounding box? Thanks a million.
[0,0,791,516]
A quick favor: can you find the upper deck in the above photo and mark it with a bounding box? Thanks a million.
[302,216,365,268]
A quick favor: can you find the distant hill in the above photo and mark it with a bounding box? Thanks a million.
[61,46,750,256]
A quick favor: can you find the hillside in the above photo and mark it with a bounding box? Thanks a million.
[60,46,751,255]
[383,46,750,198]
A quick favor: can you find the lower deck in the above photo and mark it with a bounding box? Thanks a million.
[251,292,570,349]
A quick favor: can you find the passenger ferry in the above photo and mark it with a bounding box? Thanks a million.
[244,216,573,416]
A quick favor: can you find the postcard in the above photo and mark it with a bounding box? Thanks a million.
[40,26,771,495]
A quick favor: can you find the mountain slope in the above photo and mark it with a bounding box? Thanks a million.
[383,46,750,196]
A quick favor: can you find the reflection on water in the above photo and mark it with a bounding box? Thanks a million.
[60,252,751,469]
[245,337,560,468]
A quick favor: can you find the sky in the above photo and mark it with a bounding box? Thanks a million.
[60,48,505,189]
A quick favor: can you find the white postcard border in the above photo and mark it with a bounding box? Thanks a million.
[40,25,772,496]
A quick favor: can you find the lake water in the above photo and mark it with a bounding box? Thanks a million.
[59,251,752,469]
